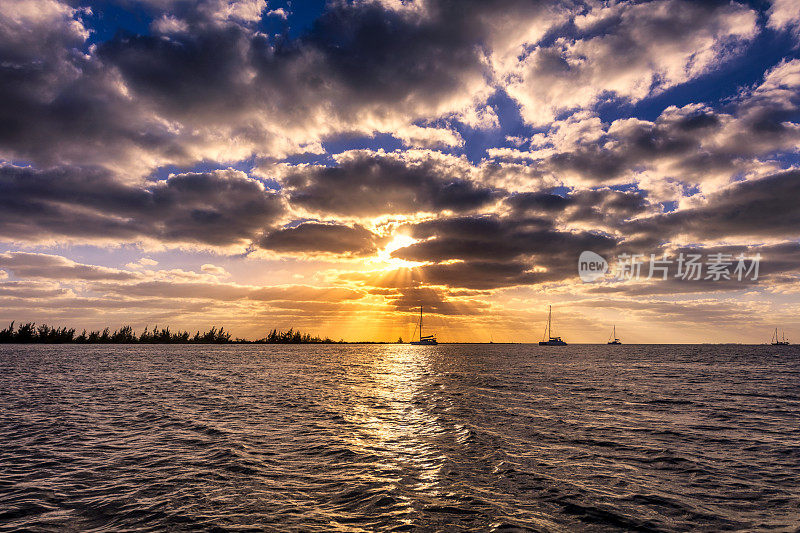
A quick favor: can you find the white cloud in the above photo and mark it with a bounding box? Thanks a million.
[201,263,230,277]
[768,0,800,35]
[506,0,758,125]
[394,125,464,149]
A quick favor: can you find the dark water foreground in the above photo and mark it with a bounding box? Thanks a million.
[1,344,798,532]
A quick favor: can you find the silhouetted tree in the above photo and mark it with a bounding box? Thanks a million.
[111,326,136,343]
[258,327,333,344]
[16,323,36,343]
[0,322,14,342]
[0,321,342,344]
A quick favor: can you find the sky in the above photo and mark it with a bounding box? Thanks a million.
[1,0,800,343]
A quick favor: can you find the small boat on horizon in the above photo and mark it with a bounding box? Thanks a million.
[410,306,438,345]
[539,305,567,346]
[771,328,790,345]
[608,325,622,345]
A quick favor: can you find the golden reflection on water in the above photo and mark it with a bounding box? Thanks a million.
[339,345,448,494]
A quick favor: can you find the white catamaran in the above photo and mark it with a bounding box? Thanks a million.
[608,325,621,345]
[539,305,567,346]
[410,306,438,345]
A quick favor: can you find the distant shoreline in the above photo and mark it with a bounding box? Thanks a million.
[0,321,791,345]
[0,322,345,345]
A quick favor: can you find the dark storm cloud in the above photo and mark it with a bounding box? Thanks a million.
[295,0,486,113]
[506,192,571,212]
[628,170,800,240]
[390,214,618,289]
[566,189,651,223]
[281,152,502,217]
[0,165,284,246]
[507,188,651,226]
[259,222,382,255]
[584,242,800,297]
[101,0,488,114]
[97,23,257,122]
[400,215,616,262]
[0,0,188,169]
[417,260,559,290]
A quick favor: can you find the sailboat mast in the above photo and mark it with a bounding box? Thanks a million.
[419,306,423,342]
[548,305,552,338]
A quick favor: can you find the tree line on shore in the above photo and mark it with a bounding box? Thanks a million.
[0,322,340,344]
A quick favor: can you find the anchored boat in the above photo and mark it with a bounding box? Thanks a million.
[539,305,567,346]
[771,328,790,345]
[608,325,622,345]
[410,306,438,345]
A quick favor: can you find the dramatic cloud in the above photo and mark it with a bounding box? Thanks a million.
[0,280,68,299]
[0,0,566,174]
[491,58,800,201]
[0,165,284,247]
[0,252,139,281]
[92,279,365,303]
[583,242,800,297]
[260,222,382,256]
[506,0,758,124]
[507,188,652,230]
[376,285,490,315]
[390,214,618,289]
[768,0,800,35]
[628,169,800,241]
[277,151,502,217]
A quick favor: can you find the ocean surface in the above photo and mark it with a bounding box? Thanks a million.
[1,344,799,532]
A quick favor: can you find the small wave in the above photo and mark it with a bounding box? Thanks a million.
[1,343,797,532]
[644,398,694,405]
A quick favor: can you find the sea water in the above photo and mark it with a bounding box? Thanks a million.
[1,344,798,531]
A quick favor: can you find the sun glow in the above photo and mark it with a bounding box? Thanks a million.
[374,234,424,269]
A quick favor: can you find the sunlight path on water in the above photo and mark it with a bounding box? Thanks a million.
[0,344,798,531]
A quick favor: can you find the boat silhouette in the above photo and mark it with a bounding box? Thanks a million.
[410,306,437,345]
[771,328,790,345]
[608,325,622,345]
[539,305,567,346]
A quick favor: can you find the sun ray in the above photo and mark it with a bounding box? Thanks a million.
[372,234,425,270]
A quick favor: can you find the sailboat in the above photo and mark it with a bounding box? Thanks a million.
[410,306,438,345]
[539,305,567,346]
[771,328,790,345]
[608,325,622,345]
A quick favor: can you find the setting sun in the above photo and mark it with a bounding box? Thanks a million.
[374,234,424,270]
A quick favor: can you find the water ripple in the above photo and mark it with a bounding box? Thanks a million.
[1,344,799,531]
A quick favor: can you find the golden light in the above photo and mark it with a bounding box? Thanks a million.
[373,234,425,270]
